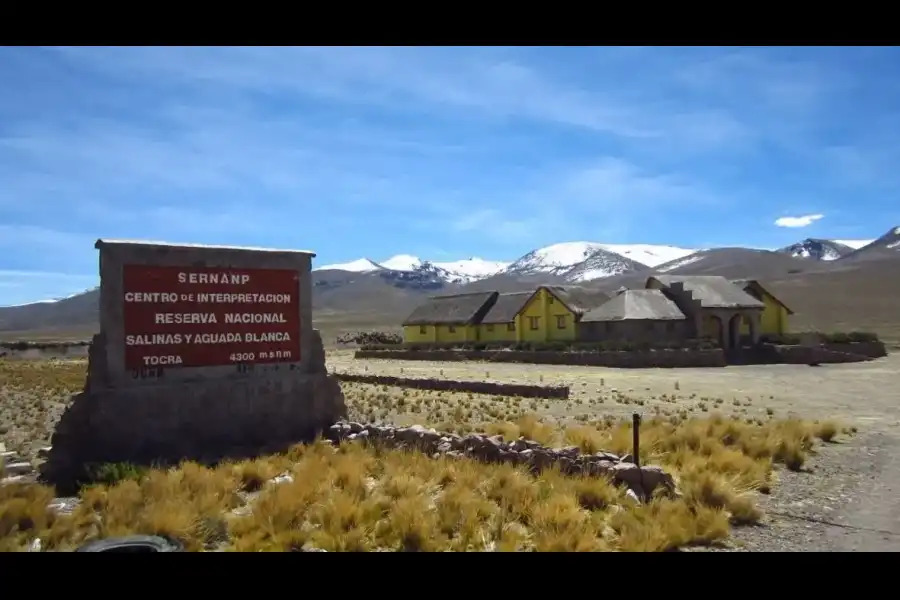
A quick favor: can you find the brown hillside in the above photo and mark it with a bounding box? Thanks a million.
[764,260,900,341]
[656,248,816,280]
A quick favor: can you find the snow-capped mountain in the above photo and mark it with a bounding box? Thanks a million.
[776,238,857,261]
[594,244,696,268]
[310,231,899,292]
[315,258,385,272]
[499,242,696,282]
[832,239,877,250]
[316,243,699,286]
[655,253,706,273]
[840,227,900,262]
[315,254,508,284]
[500,242,607,277]
[379,254,423,272]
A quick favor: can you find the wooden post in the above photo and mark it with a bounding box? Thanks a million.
[632,413,641,469]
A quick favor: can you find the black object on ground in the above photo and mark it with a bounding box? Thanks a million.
[74,535,184,553]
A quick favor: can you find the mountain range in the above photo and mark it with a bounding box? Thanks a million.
[2,226,899,338]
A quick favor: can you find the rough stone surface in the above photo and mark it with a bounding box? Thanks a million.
[822,341,887,359]
[324,420,677,499]
[333,372,569,399]
[770,344,872,365]
[41,241,347,493]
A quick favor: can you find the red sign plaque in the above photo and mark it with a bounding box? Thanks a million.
[121,265,301,370]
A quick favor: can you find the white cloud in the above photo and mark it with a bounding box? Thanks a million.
[46,46,754,149]
[2,47,898,304]
[774,214,824,228]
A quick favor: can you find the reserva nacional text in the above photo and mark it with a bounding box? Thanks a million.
[148,313,288,325]
[126,332,292,345]
[124,292,293,304]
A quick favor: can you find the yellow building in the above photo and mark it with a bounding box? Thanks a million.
[402,285,609,345]
[730,279,793,336]
[402,291,497,344]
[485,286,607,344]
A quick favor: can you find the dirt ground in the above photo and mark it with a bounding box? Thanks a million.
[330,352,900,430]
[331,352,900,551]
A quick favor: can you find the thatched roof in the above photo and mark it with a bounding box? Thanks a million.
[582,289,685,322]
[730,279,795,315]
[402,291,498,326]
[481,291,532,324]
[649,275,764,309]
[546,286,610,317]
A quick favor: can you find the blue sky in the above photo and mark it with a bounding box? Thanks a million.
[2,46,899,305]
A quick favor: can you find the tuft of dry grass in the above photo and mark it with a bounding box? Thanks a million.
[1,412,847,552]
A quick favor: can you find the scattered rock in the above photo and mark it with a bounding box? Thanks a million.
[325,420,677,498]
[47,497,80,515]
[334,372,569,400]
[1,475,31,486]
[4,461,34,477]
[270,473,294,486]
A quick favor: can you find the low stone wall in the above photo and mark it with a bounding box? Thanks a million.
[0,345,91,360]
[333,372,569,399]
[768,344,872,365]
[354,348,727,368]
[325,421,676,499]
[822,341,887,359]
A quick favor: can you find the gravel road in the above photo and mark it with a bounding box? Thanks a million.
[724,429,900,552]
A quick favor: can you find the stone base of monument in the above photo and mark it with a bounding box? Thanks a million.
[41,330,347,495]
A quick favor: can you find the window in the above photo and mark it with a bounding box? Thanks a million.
[486,324,494,332]
[556,315,566,329]
[448,325,456,333]
[507,322,516,332]
[419,325,427,334]
[528,316,540,331]
[547,295,554,304]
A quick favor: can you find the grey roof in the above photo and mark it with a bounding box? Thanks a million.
[582,289,686,322]
[649,275,764,309]
[546,286,610,317]
[730,279,794,314]
[403,291,498,326]
[481,291,532,324]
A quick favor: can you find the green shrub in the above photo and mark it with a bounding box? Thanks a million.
[84,462,148,486]
[846,331,879,343]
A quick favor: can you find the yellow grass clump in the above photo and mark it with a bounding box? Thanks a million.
[1,413,847,552]
[0,358,852,552]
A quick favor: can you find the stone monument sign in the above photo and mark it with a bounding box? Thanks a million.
[43,239,347,491]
